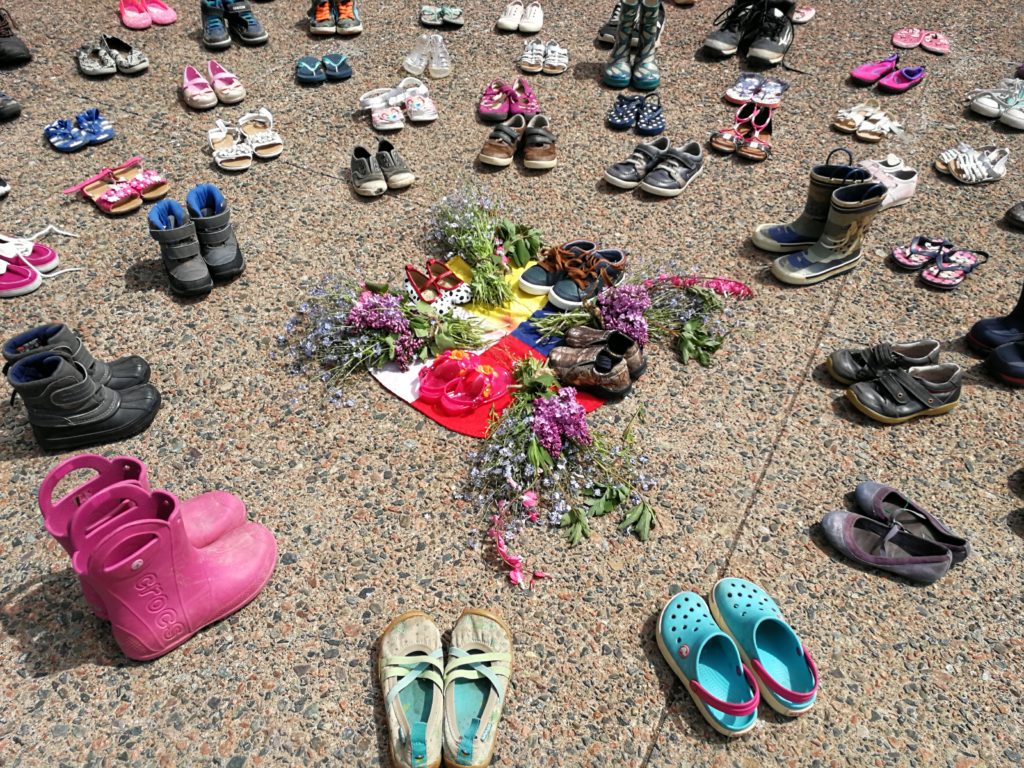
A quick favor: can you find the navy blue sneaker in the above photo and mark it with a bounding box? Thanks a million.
[518,239,597,295]
[968,282,1024,352]
[549,248,628,310]
[224,0,268,45]
[201,0,231,49]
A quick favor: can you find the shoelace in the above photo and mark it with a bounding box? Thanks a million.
[713,0,757,32]
[204,4,225,32]
[314,0,331,22]
[336,0,355,21]
[0,9,16,37]
[753,2,793,42]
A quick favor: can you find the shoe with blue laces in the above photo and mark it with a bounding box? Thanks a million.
[224,0,268,44]
[201,0,231,49]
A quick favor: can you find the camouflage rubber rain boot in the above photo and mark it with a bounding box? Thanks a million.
[631,0,662,90]
[771,181,888,286]
[752,149,872,253]
[603,0,639,88]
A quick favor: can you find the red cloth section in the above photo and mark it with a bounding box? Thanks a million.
[408,335,604,438]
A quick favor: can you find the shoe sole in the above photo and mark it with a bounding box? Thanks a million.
[639,164,703,197]
[751,227,815,253]
[338,25,363,34]
[703,40,738,56]
[995,371,1024,387]
[547,291,583,311]
[771,254,861,285]
[747,49,786,65]
[846,389,959,424]
[204,36,232,49]
[523,159,556,169]
[655,599,757,738]
[33,392,162,452]
[385,173,415,189]
[707,582,815,718]
[824,357,855,385]
[998,112,1024,130]
[310,26,336,35]
[237,33,270,45]
[478,154,514,167]
[354,182,388,197]
[603,172,641,190]
[0,271,43,298]
[517,278,554,295]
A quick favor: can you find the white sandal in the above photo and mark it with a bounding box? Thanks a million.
[832,100,880,133]
[855,111,903,142]
[207,120,253,171]
[238,106,284,160]
[950,147,1009,184]
[428,34,451,79]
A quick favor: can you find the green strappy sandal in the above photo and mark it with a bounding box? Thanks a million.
[379,611,445,768]
[442,609,513,768]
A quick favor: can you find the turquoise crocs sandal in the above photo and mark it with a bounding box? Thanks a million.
[708,578,819,717]
[657,591,760,737]
[379,611,445,768]
[442,609,513,768]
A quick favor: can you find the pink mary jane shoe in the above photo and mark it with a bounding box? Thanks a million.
[145,0,177,24]
[119,0,152,29]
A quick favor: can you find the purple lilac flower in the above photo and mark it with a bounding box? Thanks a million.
[598,284,651,347]
[346,291,422,369]
[532,388,593,457]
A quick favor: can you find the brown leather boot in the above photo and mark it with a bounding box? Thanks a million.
[549,345,631,397]
[562,327,647,379]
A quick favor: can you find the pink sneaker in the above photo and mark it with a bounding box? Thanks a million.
[878,65,926,93]
[119,0,152,29]
[508,77,539,117]
[891,27,924,48]
[478,79,512,121]
[0,253,42,298]
[145,0,177,24]
[0,235,60,272]
[850,53,899,85]
[39,454,248,619]
[83,484,276,661]
[920,31,949,55]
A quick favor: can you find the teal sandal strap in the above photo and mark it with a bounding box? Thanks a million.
[383,649,444,709]
[444,649,511,706]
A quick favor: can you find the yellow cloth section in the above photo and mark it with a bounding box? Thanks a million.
[446,256,549,334]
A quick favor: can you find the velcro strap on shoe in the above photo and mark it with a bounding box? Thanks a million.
[488,124,521,145]
[523,128,555,148]
[193,210,233,246]
[877,369,938,407]
[865,342,894,372]
[51,370,102,409]
[635,143,662,163]
[152,224,202,262]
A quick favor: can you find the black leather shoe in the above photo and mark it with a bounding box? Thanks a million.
[846,364,962,425]
[987,342,1024,387]
[966,282,1024,352]
[1005,201,1024,231]
[0,9,31,66]
[827,339,940,384]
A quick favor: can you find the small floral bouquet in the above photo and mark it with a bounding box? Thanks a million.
[532,273,753,367]
[279,277,485,403]
[427,187,543,308]
[461,358,656,588]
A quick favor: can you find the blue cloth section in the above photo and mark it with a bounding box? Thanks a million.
[148,199,186,230]
[2,324,59,359]
[186,183,226,218]
[8,352,59,384]
[510,309,564,356]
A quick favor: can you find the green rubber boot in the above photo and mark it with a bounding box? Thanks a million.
[603,0,639,89]
[631,0,662,90]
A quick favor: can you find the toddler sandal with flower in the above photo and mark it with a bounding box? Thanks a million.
[920,31,949,55]
[405,92,438,122]
[440,364,511,415]
[208,59,246,102]
[208,120,254,171]
[919,249,989,290]
[479,80,512,122]
[417,349,481,402]
[657,591,760,737]
[239,107,284,159]
[890,235,952,271]
[832,100,880,133]
[708,578,819,717]
[63,170,143,216]
[111,156,169,201]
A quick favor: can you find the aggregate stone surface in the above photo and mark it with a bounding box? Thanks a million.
[0,0,1022,765]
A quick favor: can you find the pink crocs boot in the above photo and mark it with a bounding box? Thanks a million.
[83,484,277,661]
[39,454,248,618]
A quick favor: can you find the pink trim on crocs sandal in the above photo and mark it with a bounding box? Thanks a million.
[752,646,819,705]
[689,665,761,717]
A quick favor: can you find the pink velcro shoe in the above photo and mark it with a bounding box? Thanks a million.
[878,65,926,93]
[850,53,899,85]
[145,0,177,24]
[478,79,512,121]
[119,0,152,29]
[890,27,924,48]
[920,31,949,55]
[508,77,539,117]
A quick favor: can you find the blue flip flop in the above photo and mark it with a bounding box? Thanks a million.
[635,94,665,136]
[296,55,326,84]
[322,52,352,81]
[43,119,88,153]
[709,578,819,717]
[657,591,760,737]
[606,94,645,130]
[75,108,114,145]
